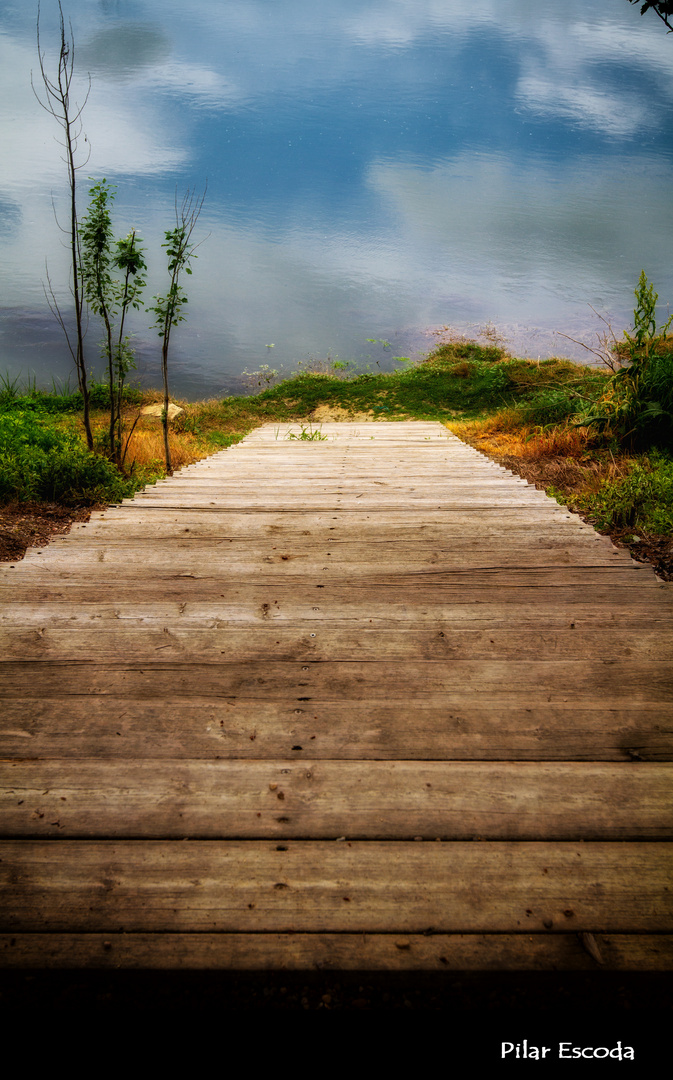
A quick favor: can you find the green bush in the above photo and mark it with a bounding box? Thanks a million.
[577,452,673,534]
[0,412,134,504]
[635,349,673,445]
[584,274,673,447]
[0,390,81,415]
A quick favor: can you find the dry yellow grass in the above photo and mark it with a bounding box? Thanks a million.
[448,415,594,460]
[121,425,205,471]
[447,416,635,503]
[89,412,209,473]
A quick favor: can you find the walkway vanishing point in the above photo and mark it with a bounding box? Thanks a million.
[1,420,672,977]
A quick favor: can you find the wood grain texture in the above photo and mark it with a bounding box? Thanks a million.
[2,760,670,839]
[0,421,671,971]
[1,697,670,760]
[1,840,670,933]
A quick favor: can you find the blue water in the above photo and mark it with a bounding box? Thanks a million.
[1,0,673,397]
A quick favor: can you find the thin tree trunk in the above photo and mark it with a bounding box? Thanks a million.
[162,334,172,475]
[64,87,93,450]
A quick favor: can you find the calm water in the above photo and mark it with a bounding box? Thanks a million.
[2,0,673,397]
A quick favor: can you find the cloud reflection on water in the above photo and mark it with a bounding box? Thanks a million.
[0,0,672,395]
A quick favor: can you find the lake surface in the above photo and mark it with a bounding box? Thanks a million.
[2,0,673,398]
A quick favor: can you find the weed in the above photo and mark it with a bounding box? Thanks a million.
[286,425,327,441]
[545,485,569,506]
[241,365,280,390]
[581,273,673,447]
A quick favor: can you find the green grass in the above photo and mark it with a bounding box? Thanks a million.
[0,374,144,416]
[249,344,606,422]
[575,451,673,534]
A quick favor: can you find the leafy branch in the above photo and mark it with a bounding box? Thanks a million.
[79,179,147,464]
[148,187,207,473]
[629,2,673,33]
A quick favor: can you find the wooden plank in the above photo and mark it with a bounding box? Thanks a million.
[1,840,670,933]
[4,599,671,631]
[120,501,558,513]
[2,932,671,971]
[1,698,670,760]
[139,481,537,493]
[61,522,614,542]
[44,530,619,551]
[2,626,670,663]
[4,566,659,587]
[27,533,630,556]
[1,659,669,701]
[136,478,542,488]
[131,468,540,480]
[2,584,670,613]
[16,548,631,573]
[82,509,586,526]
[2,761,670,840]
[0,420,670,977]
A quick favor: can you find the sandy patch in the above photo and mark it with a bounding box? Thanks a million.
[310,405,378,422]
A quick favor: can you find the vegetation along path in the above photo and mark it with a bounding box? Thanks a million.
[0,420,671,975]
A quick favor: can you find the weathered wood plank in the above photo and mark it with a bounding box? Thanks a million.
[24,539,630,571]
[2,932,671,971]
[3,599,671,631]
[1,659,668,701]
[0,421,670,974]
[1,698,669,760]
[2,626,670,663]
[2,761,670,840]
[1,841,670,933]
[61,522,614,543]
[118,501,561,514]
[2,585,670,614]
[41,528,621,549]
[85,507,579,521]
[17,550,631,573]
[2,701,668,761]
[4,566,659,587]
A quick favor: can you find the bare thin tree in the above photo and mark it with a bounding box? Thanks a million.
[33,1,94,448]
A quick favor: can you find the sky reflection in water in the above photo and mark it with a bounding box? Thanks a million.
[1,0,672,397]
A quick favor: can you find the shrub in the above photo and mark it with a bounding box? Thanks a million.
[0,412,134,504]
[585,273,673,447]
[576,452,673,533]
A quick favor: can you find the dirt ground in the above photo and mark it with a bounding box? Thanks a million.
[0,502,96,563]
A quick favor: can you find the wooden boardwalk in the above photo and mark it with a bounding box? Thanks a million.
[1,420,672,974]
